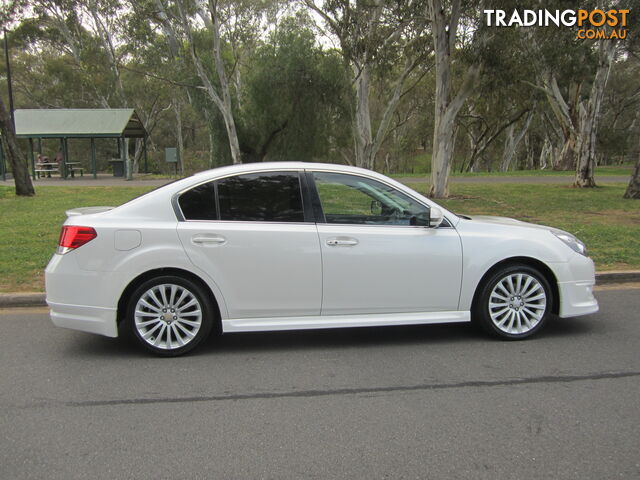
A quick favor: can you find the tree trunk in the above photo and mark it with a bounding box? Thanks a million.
[0,98,35,196]
[124,138,132,180]
[623,156,640,199]
[428,0,479,198]
[353,63,373,168]
[574,40,616,187]
[209,0,242,164]
[501,112,533,172]
[173,98,185,176]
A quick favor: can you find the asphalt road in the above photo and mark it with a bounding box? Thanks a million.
[1,287,639,479]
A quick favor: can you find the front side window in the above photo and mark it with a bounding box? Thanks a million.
[218,171,305,222]
[313,172,429,226]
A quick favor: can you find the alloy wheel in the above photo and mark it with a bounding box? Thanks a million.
[134,283,203,350]
[488,273,547,335]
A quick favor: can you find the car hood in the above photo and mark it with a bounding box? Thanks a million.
[464,215,566,234]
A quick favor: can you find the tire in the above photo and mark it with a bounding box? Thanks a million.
[473,264,553,340]
[127,275,214,356]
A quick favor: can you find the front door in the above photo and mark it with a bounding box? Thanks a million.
[311,171,463,315]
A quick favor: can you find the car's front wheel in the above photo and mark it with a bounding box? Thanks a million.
[474,264,553,339]
[127,275,214,356]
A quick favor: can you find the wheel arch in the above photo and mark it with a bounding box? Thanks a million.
[471,257,560,315]
[116,267,222,333]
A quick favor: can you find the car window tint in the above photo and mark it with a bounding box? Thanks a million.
[218,172,305,222]
[313,172,429,225]
[178,181,217,220]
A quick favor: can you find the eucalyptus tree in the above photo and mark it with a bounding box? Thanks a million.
[521,0,624,187]
[0,96,34,196]
[152,0,275,164]
[305,0,430,170]
[427,0,488,197]
[241,15,351,162]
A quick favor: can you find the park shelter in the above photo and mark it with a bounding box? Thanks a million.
[14,108,148,179]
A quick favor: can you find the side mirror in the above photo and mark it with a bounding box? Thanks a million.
[429,207,444,228]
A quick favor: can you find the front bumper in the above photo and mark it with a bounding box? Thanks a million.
[557,280,598,317]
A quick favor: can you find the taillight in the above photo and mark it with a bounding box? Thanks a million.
[57,226,97,254]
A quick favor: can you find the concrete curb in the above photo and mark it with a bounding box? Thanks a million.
[1,271,638,309]
[595,271,640,285]
[0,293,46,308]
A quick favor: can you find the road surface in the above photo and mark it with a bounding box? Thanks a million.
[1,287,639,479]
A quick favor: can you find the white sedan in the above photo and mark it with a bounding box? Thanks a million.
[45,163,598,355]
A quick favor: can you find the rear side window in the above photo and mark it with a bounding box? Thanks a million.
[218,172,304,222]
[178,181,217,220]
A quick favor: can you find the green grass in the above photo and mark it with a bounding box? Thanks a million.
[0,186,155,292]
[393,164,635,178]
[405,182,640,272]
[0,182,638,293]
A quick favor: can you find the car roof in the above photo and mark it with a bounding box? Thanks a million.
[192,162,375,179]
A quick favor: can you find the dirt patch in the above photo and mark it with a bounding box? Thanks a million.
[582,210,640,226]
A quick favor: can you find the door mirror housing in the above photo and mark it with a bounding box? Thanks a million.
[429,207,444,228]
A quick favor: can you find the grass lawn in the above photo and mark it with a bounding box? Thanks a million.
[393,164,635,178]
[0,182,638,293]
[0,186,155,293]
[406,182,639,272]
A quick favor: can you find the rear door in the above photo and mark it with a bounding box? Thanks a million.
[310,171,463,315]
[177,170,322,319]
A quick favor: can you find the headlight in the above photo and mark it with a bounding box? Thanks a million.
[552,231,587,256]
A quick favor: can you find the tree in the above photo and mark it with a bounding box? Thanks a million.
[0,96,34,196]
[240,15,351,162]
[624,156,640,199]
[153,0,267,164]
[305,0,428,169]
[427,0,482,198]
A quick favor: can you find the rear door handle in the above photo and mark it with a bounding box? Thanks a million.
[326,237,359,247]
[192,234,226,246]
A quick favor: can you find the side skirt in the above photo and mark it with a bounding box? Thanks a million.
[222,311,470,333]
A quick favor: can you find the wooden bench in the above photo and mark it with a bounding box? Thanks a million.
[35,163,59,178]
[65,162,84,178]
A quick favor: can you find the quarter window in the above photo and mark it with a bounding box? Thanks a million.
[313,172,429,226]
[218,172,305,222]
[178,181,217,220]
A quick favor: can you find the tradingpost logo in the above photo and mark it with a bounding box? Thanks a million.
[484,9,630,39]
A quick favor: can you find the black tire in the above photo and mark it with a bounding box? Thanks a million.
[127,275,214,356]
[473,264,553,340]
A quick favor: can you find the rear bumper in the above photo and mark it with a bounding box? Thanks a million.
[48,301,118,337]
[45,253,120,338]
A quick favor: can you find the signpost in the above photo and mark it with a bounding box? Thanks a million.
[165,147,179,177]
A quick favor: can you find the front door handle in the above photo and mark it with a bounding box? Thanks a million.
[192,234,226,246]
[326,237,359,247]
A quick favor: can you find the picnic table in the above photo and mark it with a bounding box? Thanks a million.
[35,162,59,178]
[34,161,84,179]
[64,162,84,178]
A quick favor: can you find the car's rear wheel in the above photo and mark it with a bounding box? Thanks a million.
[474,264,552,339]
[127,275,214,356]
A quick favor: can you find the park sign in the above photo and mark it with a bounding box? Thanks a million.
[165,147,178,163]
